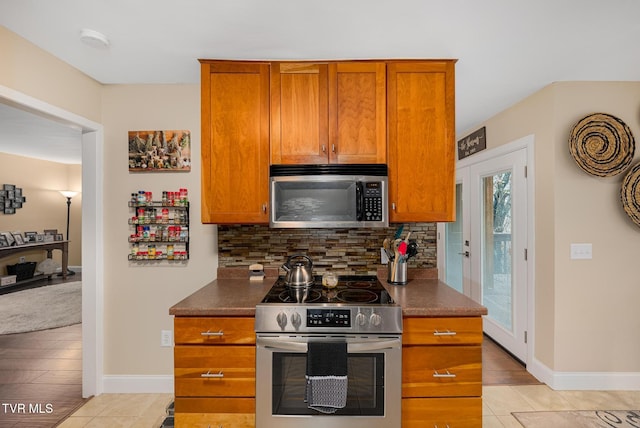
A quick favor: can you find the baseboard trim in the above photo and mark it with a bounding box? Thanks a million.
[102,375,174,393]
[528,357,640,390]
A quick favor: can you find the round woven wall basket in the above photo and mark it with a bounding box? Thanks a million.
[569,113,635,177]
[621,162,640,227]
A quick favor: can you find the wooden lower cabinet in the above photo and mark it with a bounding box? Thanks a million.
[402,316,483,427]
[174,398,255,427]
[173,315,482,427]
[402,397,482,427]
[174,316,256,427]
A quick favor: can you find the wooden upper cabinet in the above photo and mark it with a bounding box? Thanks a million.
[271,61,386,164]
[200,61,270,224]
[329,62,387,164]
[271,62,329,164]
[387,61,456,222]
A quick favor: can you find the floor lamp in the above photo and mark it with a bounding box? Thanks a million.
[59,190,78,276]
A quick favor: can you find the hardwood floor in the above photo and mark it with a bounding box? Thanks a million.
[0,274,85,427]
[483,333,542,386]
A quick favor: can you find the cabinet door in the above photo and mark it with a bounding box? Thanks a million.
[174,346,255,397]
[387,61,456,222]
[271,62,329,164]
[328,62,387,164]
[402,345,482,397]
[200,61,270,224]
[402,397,482,427]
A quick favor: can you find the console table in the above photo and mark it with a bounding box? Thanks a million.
[0,240,69,287]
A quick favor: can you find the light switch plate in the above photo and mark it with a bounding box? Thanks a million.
[570,243,592,259]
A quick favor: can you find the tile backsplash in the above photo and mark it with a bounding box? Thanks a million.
[218,223,436,275]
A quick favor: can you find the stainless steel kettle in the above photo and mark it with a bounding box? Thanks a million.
[281,254,314,287]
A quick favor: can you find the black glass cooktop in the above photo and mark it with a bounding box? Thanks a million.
[260,275,395,305]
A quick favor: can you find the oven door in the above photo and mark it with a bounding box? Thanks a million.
[256,334,401,428]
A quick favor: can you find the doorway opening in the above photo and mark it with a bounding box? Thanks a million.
[0,85,105,399]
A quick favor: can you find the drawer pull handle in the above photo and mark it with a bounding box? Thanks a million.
[201,330,224,337]
[433,370,456,378]
[433,329,457,336]
[201,370,224,378]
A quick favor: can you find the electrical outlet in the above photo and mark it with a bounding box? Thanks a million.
[161,330,172,347]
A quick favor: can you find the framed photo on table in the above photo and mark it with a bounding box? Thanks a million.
[0,234,8,247]
[13,233,24,245]
[54,234,64,241]
[0,231,14,246]
[24,231,37,242]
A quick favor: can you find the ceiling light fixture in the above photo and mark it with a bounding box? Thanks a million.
[79,28,110,49]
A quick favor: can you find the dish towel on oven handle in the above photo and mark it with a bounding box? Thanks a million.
[305,341,348,414]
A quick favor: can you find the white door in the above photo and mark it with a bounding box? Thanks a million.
[440,139,531,362]
[443,168,470,296]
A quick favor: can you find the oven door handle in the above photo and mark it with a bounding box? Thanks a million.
[258,338,400,353]
[348,339,400,352]
[259,338,308,352]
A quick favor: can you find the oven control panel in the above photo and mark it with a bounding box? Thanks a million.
[307,308,351,328]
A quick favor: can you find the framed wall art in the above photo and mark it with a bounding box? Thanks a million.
[1,184,27,214]
[128,130,191,172]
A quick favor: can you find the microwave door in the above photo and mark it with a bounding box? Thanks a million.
[271,178,358,227]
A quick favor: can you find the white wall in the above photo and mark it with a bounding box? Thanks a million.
[101,84,217,378]
[467,81,640,388]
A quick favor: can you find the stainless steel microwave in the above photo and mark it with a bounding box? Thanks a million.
[269,164,388,228]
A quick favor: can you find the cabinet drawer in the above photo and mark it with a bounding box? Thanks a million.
[175,397,255,414]
[175,346,255,397]
[402,397,482,427]
[403,317,482,345]
[402,345,482,398]
[174,412,254,428]
[174,317,255,345]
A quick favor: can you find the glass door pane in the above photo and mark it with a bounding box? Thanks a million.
[444,183,464,293]
[481,171,513,332]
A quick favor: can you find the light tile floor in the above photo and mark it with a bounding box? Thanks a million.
[483,385,640,427]
[58,393,173,427]
[58,386,640,427]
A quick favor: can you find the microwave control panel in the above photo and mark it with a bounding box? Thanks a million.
[363,182,383,221]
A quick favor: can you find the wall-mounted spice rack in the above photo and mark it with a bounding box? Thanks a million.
[128,190,189,261]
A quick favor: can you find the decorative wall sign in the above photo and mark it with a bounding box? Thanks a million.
[0,184,26,214]
[128,130,191,172]
[621,162,640,227]
[457,127,486,160]
[569,113,635,177]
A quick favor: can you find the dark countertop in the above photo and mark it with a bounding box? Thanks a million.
[169,267,487,317]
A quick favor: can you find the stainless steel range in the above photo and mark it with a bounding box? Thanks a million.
[255,275,403,428]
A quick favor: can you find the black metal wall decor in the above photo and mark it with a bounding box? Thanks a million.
[0,184,26,214]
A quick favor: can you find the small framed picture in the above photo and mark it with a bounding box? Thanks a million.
[3,184,15,191]
[3,207,15,214]
[54,234,64,241]
[0,234,8,247]
[44,229,58,236]
[44,234,54,243]
[1,232,14,246]
[35,234,45,242]
[13,233,24,245]
[24,231,37,242]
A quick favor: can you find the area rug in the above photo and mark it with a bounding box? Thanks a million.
[0,281,81,334]
[513,410,640,427]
